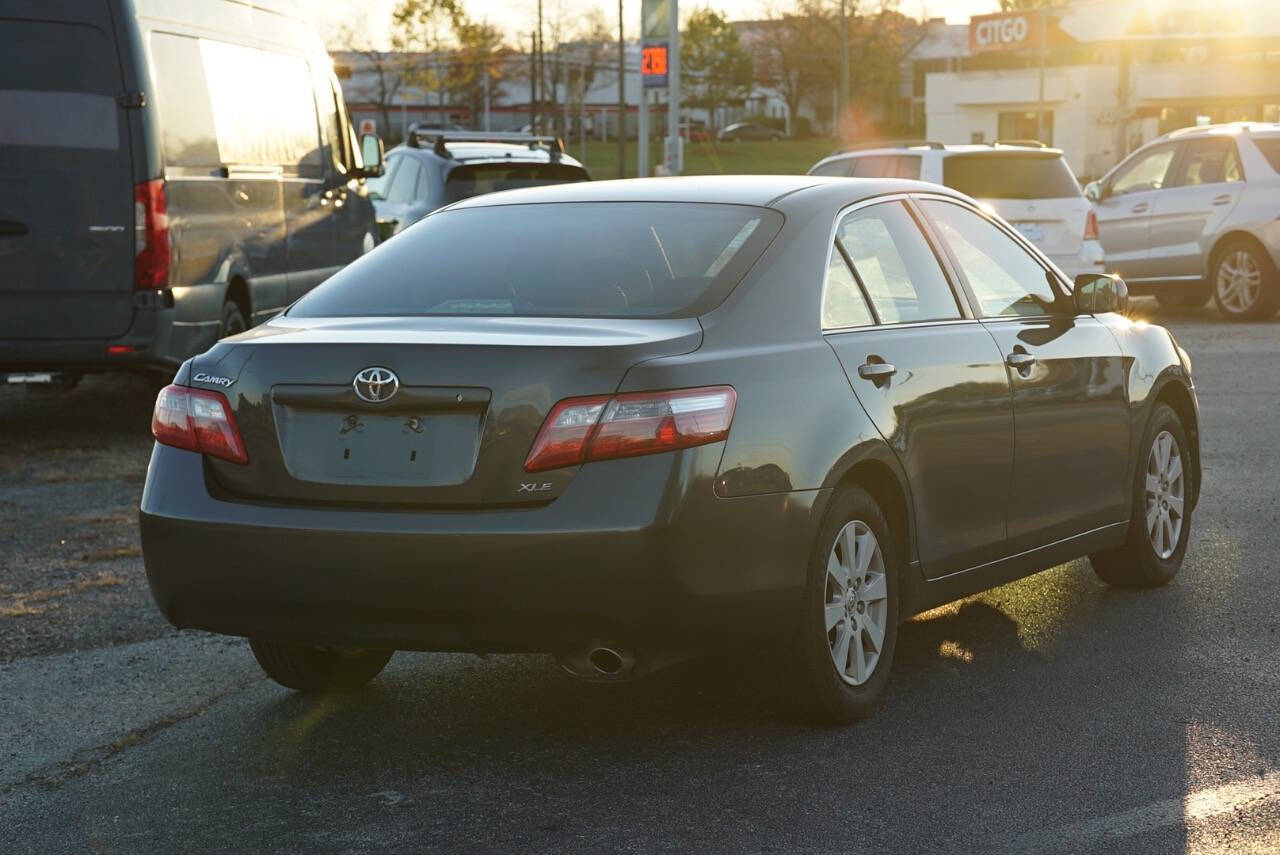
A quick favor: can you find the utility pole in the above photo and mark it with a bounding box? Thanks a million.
[530,30,537,130]
[483,66,491,131]
[1036,5,1048,144]
[617,0,626,178]
[839,0,848,141]
[665,0,680,175]
[537,0,544,133]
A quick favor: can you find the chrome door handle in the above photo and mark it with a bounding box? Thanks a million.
[1006,352,1036,373]
[858,362,897,382]
[1211,194,1232,206]
[1131,203,1149,213]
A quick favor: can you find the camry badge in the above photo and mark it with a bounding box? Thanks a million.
[353,366,399,403]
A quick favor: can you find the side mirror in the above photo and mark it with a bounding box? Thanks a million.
[1083,180,1102,203]
[358,133,385,178]
[1074,273,1129,315]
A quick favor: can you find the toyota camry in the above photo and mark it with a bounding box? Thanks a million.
[140,176,1201,723]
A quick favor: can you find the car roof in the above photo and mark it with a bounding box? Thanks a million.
[389,142,586,169]
[445,174,968,211]
[1158,121,1280,142]
[818,143,1061,162]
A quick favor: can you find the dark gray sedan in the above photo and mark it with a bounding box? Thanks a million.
[140,176,1200,723]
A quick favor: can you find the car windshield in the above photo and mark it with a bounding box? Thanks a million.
[943,154,1081,200]
[288,202,782,319]
[444,162,589,203]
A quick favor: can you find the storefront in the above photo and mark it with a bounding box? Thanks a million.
[910,0,1280,179]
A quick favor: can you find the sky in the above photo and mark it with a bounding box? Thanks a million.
[311,0,1001,48]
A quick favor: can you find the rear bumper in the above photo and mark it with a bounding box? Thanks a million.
[1049,243,1106,281]
[140,444,825,654]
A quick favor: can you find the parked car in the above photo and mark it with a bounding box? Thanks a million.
[809,141,1105,281]
[1085,122,1280,320]
[0,0,384,386]
[717,122,785,142]
[141,175,1200,723]
[367,132,589,239]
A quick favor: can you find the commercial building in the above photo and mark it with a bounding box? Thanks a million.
[908,0,1280,178]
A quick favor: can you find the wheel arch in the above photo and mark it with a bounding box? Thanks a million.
[224,275,251,326]
[1151,376,1201,511]
[1205,229,1274,279]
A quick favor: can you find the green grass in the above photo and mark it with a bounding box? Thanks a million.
[569,138,838,180]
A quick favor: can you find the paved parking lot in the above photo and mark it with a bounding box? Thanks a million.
[2,300,1278,852]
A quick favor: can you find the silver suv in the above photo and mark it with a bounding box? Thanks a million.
[1086,123,1280,320]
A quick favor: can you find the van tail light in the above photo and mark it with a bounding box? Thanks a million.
[151,384,248,465]
[524,386,736,472]
[1083,209,1099,240]
[134,179,171,291]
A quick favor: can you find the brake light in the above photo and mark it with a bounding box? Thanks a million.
[524,386,736,472]
[1084,209,1099,240]
[151,384,248,464]
[134,179,170,291]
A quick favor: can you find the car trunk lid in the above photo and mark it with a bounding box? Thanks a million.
[984,196,1091,257]
[196,315,703,506]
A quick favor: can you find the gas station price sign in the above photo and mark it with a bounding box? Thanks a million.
[642,42,668,88]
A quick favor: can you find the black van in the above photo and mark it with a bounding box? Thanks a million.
[0,0,384,382]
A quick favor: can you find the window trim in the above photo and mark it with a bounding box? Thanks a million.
[911,193,1072,322]
[819,193,977,334]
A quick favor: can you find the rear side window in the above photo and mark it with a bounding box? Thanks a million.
[822,247,875,329]
[836,201,960,324]
[0,21,120,149]
[289,203,782,319]
[150,34,320,172]
[1172,138,1243,186]
[1251,138,1280,174]
[810,159,852,177]
[942,154,1081,200]
[443,163,589,204]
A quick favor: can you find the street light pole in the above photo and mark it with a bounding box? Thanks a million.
[665,0,679,175]
[1037,6,1048,144]
[839,0,848,140]
[618,0,626,178]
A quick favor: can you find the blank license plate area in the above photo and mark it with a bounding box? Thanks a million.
[1014,222,1046,243]
[274,407,481,487]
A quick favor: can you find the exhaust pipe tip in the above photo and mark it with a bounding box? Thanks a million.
[555,641,637,681]
[587,647,625,676]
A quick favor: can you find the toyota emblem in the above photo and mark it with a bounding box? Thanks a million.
[353,366,399,403]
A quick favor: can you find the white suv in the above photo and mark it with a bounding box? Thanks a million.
[1085,123,1280,320]
[809,142,1105,281]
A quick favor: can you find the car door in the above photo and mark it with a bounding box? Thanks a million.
[1094,142,1178,281]
[918,198,1131,552]
[822,198,1015,578]
[1146,137,1245,279]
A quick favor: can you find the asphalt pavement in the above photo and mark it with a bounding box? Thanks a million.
[2,300,1278,853]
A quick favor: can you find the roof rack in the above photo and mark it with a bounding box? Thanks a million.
[833,139,945,155]
[991,139,1047,148]
[407,130,566,158]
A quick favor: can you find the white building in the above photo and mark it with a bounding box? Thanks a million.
[908,0,1280,179]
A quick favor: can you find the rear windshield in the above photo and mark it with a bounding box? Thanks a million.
[0,21,119,149]
[1254,138,1280,174]
[444,163,589,203]
[943,154,1081,200]
[289,202,782,319]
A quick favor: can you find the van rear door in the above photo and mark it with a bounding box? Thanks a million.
[0,8,136,341]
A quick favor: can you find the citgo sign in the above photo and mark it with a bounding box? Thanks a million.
[969,11,1040,54]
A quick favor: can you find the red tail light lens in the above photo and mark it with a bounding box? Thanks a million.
[151,384,248,465]
[1084,209,1099,240]
[134,179,170,291]
[524,386,736,472]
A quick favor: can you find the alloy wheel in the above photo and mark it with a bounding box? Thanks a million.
[1145,430,1185,560]
[1216,249,1262,314]
[824,520,889,686]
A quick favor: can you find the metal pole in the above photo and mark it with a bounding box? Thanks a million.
[666,0,680,174]
[530,30,537,130]
[1037,7,1048,144]
[638,90,649,177]
[537,0,544,133]
[618,0,626,178]
[562,51,569,138]
[483,66,491,131]
[839,0,848,140]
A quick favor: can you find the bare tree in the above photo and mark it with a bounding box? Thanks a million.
[330,22,406,140]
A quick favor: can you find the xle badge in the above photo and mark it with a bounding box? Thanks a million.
[518,482,554,493]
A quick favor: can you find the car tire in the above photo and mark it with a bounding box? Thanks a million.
[1211,239,1278,321]
[249,639,393,692]
[1090,402,1192,589]
[220,300,247,338]
[786,485,900,725]
[1155,292,1210,309]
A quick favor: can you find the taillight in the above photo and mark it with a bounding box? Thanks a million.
[151,384,248,465]
[1084,209,1099,240]
[524,386,736,472]
[134,179,170,291]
